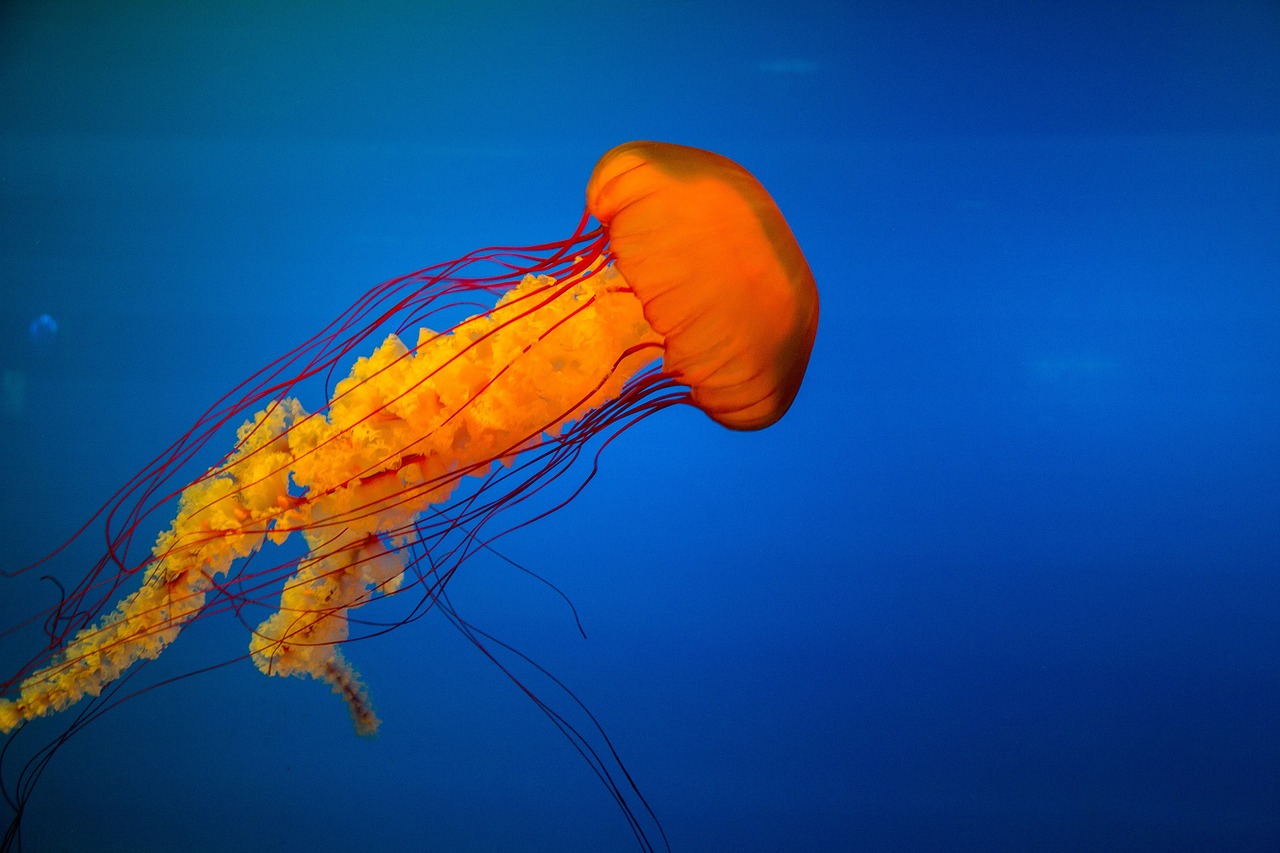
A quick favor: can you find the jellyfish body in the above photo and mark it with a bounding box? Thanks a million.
[588,141,818,430]
[0,141,817,738]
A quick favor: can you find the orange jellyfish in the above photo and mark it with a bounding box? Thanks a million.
[0,141,817,849]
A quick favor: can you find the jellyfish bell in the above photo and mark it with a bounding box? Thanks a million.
[26,314,57,346]
[588,141,819,430]
[0,142,817,849]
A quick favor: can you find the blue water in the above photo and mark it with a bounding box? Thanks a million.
[2,2,1278,851]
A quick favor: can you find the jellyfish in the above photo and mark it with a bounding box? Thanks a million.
[26,314,57,346]
[0,141,817,846]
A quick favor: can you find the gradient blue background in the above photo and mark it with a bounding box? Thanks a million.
[2,2,1278,850]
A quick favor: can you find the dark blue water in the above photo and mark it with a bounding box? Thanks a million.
[1,3,1277,851]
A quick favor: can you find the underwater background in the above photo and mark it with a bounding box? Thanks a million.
[1,2,1278,850]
